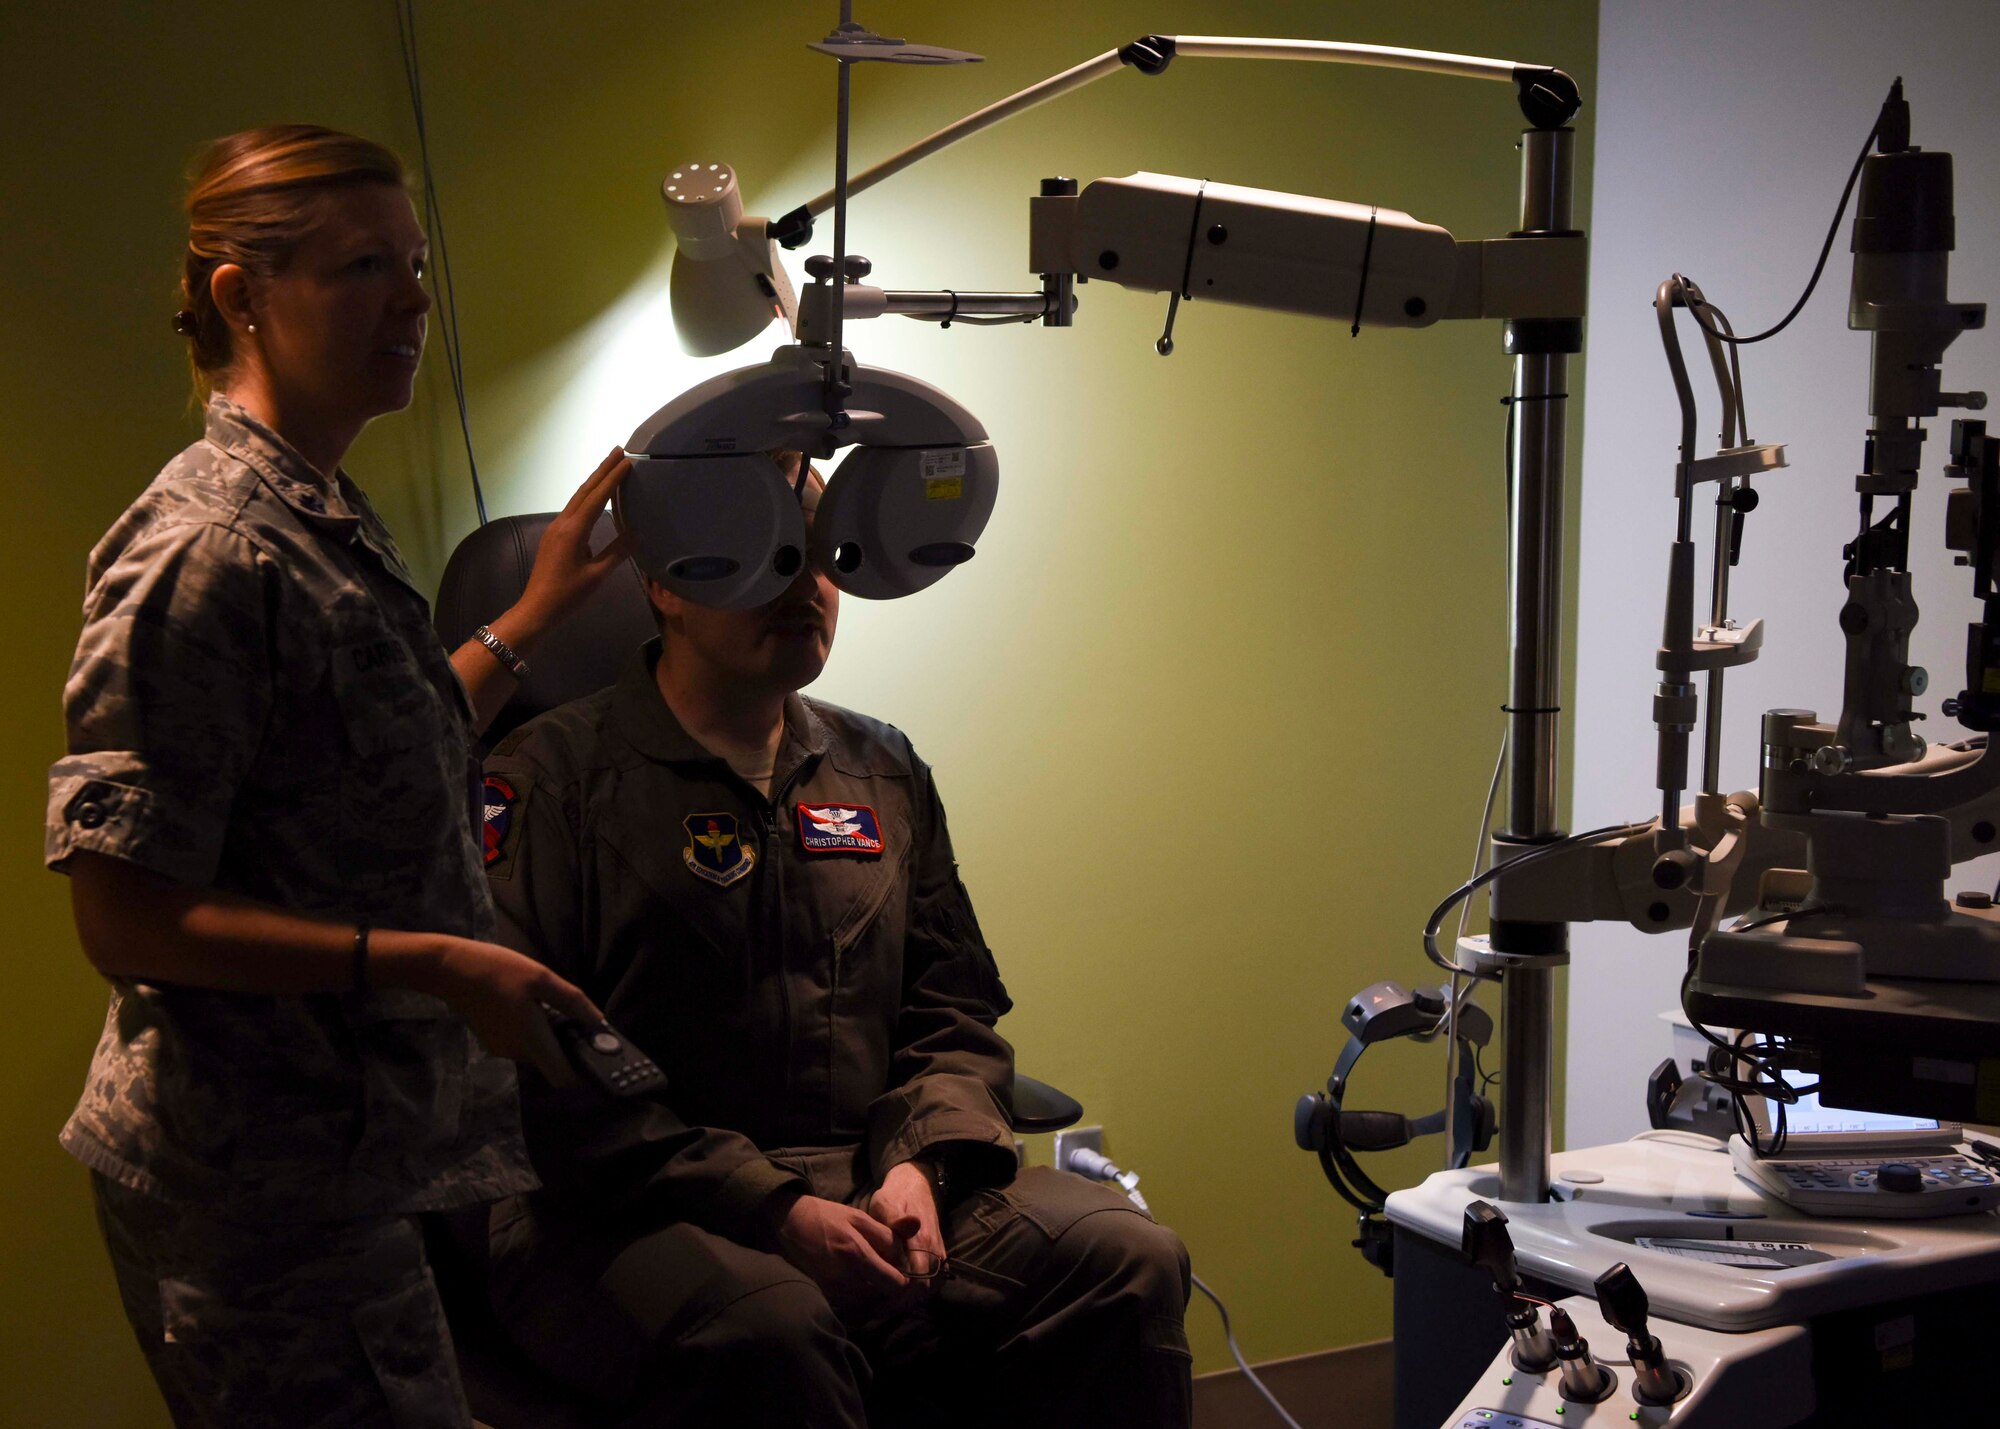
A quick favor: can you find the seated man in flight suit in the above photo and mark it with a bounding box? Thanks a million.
[478,455,1192,1428]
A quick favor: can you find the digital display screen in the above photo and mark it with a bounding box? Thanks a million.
[1778,1068,1939,1136]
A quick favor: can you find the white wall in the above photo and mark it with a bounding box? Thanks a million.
[1569,0,2000,1148]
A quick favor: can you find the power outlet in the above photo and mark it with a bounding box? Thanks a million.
[1052,1124,1103,1174]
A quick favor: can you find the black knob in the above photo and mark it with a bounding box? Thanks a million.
[805,254,837,281]
[1462,1200,1519,1294]
[1729,487,1761,513]
[1652,848,1698,890]
[841,254,872,280]
[1878,1161,1923,1193]
[1593,1262,1650,1337]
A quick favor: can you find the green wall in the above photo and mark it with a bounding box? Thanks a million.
[0,2,1593,1420]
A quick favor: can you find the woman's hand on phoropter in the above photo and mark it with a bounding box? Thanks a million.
[512,446,636,635]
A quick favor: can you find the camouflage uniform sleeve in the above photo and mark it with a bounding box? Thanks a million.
[48,521,275,885]
[483,742,808,1243]
[866,751,1018,1191]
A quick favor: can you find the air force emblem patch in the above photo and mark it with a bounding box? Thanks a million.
[482,775,517,869]
[684,812,755,886]
[796,802,885,856]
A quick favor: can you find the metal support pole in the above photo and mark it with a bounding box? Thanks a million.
[1497,126,1575,1204]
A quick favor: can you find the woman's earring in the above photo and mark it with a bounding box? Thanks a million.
[246,322,257,334]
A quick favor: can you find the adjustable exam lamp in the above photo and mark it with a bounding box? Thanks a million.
[659,24,986,354]
[624,14,1003,608]
[663,32,1581,353]
[662,163,799,359]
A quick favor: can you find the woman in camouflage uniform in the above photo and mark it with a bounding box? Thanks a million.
[46,126,630,1428]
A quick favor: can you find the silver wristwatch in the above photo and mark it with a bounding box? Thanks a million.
[472,624,530,679]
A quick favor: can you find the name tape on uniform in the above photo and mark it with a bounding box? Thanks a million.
[796,802,885,856]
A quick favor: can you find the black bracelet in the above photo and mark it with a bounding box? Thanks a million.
[352,924,371,993]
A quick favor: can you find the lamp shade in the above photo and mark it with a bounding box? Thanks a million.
[662,162,796,356]
[670,246,785,357]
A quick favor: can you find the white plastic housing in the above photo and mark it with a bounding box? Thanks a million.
[811,443,999,599]
[616,452,807,609]
[663,162,799,357]
[1044,172,1459,328]
[661,162,745,260]
[629,346,991,457]
[624,347,998,605]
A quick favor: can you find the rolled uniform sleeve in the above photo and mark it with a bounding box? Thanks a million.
[484,748,807,1243]
[866,756,1017,1189]
[49,521,274,884]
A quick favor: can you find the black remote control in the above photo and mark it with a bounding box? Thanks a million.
[538,1002,668,1098]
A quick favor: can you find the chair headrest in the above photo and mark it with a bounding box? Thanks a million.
[433,513,658,746]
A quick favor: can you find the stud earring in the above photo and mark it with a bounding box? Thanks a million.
[246,322,257,334]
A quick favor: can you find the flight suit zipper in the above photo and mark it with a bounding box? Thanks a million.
[760,796,792,1119]
[763,752,819,1138]
[827,862,904,1131]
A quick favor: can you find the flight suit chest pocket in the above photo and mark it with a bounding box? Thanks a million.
[821,819,911,1019]
[821,829,909,1132]
[820,820,911,955]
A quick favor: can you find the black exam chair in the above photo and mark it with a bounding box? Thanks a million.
[428,512,1082,1427]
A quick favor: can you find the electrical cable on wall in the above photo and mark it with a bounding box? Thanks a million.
[394,0,488,524]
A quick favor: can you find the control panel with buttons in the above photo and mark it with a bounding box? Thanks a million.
[1730,1137,2000,1219]
[538,1001,669,1099]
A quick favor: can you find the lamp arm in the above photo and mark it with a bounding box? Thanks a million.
[769,34,1581,248]
[770,47,1128,247]
[1170,35,1517,79]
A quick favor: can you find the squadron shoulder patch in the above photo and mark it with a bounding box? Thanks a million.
[482,774,518,868]
[684,812,755,887]
[796,802,885,856]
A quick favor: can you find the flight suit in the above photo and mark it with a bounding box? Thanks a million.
[482,641,1192,1427]
[48,397,532,1428]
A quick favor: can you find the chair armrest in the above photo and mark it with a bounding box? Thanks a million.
[1010,1073,1083,1134]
